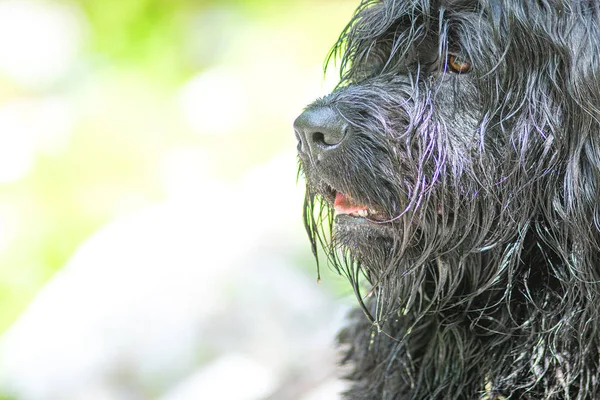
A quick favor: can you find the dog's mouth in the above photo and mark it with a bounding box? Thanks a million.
[333,192,388,222]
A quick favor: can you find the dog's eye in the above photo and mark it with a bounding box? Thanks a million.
[447,55,471,73]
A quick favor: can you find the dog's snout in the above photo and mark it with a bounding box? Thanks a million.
[294,107,348,161]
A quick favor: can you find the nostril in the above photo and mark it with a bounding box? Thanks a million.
[314,126,348,147]
[312,131,326,146]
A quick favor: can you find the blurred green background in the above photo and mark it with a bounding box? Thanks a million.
[0,0,353,330]
[0,0,357,399]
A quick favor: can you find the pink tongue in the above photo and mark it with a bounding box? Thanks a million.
[334,192,368,214]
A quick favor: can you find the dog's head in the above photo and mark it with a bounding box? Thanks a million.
[295,0,600,320]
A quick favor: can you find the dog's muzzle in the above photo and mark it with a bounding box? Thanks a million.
[293,106,348,163]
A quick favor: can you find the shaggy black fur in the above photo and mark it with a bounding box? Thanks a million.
[294,0,600,399]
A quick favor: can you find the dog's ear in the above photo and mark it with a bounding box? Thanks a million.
[552,21,600,259]
[480,2,600,265]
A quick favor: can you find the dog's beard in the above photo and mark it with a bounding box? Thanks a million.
[301,160,456,327]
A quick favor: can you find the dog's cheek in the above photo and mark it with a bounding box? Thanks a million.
[429,78,482,156]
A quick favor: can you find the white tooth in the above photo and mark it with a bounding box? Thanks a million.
[358,209,368,217]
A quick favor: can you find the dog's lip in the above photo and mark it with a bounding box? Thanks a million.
[312,181,388,221]
[334,192,368,214]
[333,192,388,222]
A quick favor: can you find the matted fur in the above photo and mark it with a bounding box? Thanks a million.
[295,0,600,399]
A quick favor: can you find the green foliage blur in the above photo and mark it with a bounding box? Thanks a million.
[0,0,355,333]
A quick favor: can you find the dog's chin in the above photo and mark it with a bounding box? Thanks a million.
[333,215,396,272]
[334,213,395,252]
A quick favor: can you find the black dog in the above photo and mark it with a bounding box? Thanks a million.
[294,1,600,399]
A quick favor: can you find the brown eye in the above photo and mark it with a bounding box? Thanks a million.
[447,54,471,73]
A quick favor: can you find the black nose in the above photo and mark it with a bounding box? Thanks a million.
[293,106,348,162]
